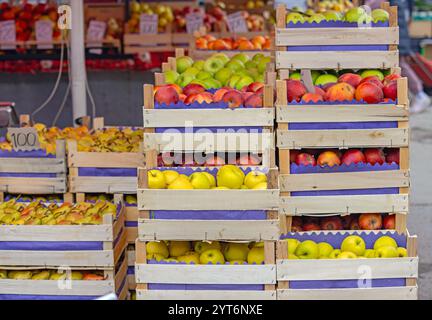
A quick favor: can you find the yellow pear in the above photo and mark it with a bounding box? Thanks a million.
[177,252,200,264]
[147,253,166,261]
[146,241,169,259]
[223,243,250,262]
[194,241,221,254]
[216,165,245,189]
[148,170,166,189]
[169,241,191,257]
[200,249,225,264]
[167,176,194,189]
[202,172,216,188]
[163,170,179,185]
[247,247,265,264]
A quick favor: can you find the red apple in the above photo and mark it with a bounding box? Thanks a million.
[383,74,401,86]
[317,151,341,167]
[338,73,362,88]
[154,86,179,105]
[355,82,384,104]
[301,93,324,103]
[244,93,263,108]
[349,220,360,230]
[290,150,300,163]
[364,148,385,165]
[341,149,366,165]
[213,88,229,102]
[286,79,307,102]
[222,90,244,108]
[386,148,400,164]
[183,83,205,96]
[303,222,321,231]
[358,213,383,230]
[320,217,343,230]
[247,82,265,93]
[383,81,397,101]
[341,215,354,229]
[295,153,316,166]
[236,154,261,165]
[359,76,384,89]
[383,214,395,229]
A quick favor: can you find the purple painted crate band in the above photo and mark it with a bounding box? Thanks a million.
[155,127,263,133]
[287,45,388,51]
[116,277,127,296]
[148,260,261,265]
[155,99,254,109]
[291,162,399,174]
[127,266,135,275]
[287,99,396,106]
[291,187,399,196]
[280,230,407,248]
[0,149,54,158]
[286,21,389,28]
[148,284,264,290]
[289,278,406,289]
[152,210,266,220]
[0,294,98,300]
[125,202,137,207]
[113,227,124,248]
[288,121,397,130]
[125,221,138,227]
[78,168,137,177]
[0,173,55,178]
[0,241,103,251]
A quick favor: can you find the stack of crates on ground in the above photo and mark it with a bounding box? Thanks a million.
[134,54,280,299]
[273,2,418,299]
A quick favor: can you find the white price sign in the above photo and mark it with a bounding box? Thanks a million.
[139,14,158,34]
[36,20,53,49]
[186,12,204,34]
[87,20,106,47]
[0,20,16,50]
[226,12,248,33]
[7,127,41,152]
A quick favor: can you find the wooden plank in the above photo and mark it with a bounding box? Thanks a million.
[275,27,399,46]
[143,108,275,128]
[276,51,399,70]
[135,264,276,284]
[190,49,272,60]
[137,189,279,210]
[276,104,408,123]
[277,128,409,148]
[280,170,409,192]
[123,33,172,46]
[138,219,279,241]
[125,206,138,222]
[143,132,273,152]
[277,257,418,280]
[126,227,138,243]
[0,225,113,242]
[277,286,417,300]
[127,250,136,266]
[137,289,276,300]
[279,194,409,215]
[69,151,144,168]
[0,279,115,296]
[70,176,137,194]
[0,250,114,267]
[0,178,66,194]
[0,158,66,173]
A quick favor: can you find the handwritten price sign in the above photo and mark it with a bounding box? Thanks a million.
[87,20,106,48]
[7,127,41,152]
[186,12,204,34]
[36,20,53,49]
[226,12,248,33]
[0,20,16,50]
[140,14,158,34]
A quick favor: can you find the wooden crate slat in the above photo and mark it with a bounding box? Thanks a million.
[135,263,276,284]
[69,152,144,168]
[0,178,67,194]
[137,289,276,300]
[127,250,135,266]
[143,108,275,128]
[138,219,280,241]
[123,33,173,46]
[277,286,417,300]
[280,194,409,215]
[190,50,272,60]
[277,257,418,280]
[0,158,66,173]
[275,27,399,46]
[276,104,408,123]
[70,177,137,194]
[277,128,409,148]
[276,50,399,69]
[137,189,279,210]
[280,170,409,192]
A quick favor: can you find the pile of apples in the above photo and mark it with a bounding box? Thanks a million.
[0,269,104,281]
[127,2,174,33]
[148,165,268,190]
[164,53,270,89]
[286,7,390,24]
[0,199,117,225]
[287,69,400,103]
[157,153,262,167]
[195,34,271,51]
[312,0,355,13]
[291,148,400,167]
[286,235,407,259]
[292,214,395,232]
[146,240,266,265]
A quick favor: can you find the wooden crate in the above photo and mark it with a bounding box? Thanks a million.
[276,230,418,300]
[0,140,67,195]
[67,117,144,195]
[125,203,138,244]
[127,246,136,291]
[134,239,276,300]
[275,3,399,70]
[276,76,410,234]
[0,197,127,268]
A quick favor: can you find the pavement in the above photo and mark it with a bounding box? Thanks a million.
[408,107,432,299]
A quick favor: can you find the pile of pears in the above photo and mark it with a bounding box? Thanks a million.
[0,269,104,280]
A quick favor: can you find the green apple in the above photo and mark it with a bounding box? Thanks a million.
[202,78,222,89]
[341,235,366,256]
[372,9,389,23]
[311,70,321,83]
[164,70,179,84]
[344,7,367,23]
[305,9,315,16]
[295,240,319,259]
[227,75,242,88]
[224,243,249,261]
[247,247,264,264]
[200,249,225,264]
[235,76,254,90]
[217,164,245,189]
[397,247,408,257]
[225,59,245,72]
[289,72,302,80]
[203,56,225,74]
[254,74,265,83]
[196,70,212,80]
[183,67,200,76]
[176,73,195,87]
[318,242,334,258]
[252,53,265,63]
[194,241,221,254]
[212,53,230,65]
[189,172,211,189]
[338,251,357,259]
[245,60,257,69]
[176,56,194,74]
[189,79,207,87]
[323,11,342,21]
[307,14,325,24]
[286,239,300,255]
[215,68,233,86]
[376,246,398,258]
[364,249,377,258]
[231,53,250,65]
[328,249,342,259]
[360,69,384,81]
[286,12,305,24]
[314,73,338,86]
[236,69,253,78]
[257,56,271,74]
[193,60,205,70]
[373,236,397,250]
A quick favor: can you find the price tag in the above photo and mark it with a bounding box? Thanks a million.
[87,20,106,47]
[35,20,53,49]
[0,20,16,50]
[7,127,41,152]
[186,12,204,34]
[226,12,248,33]
[301,69,315,93]
[139,14,158,34]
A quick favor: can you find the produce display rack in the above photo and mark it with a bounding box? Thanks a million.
[67,117,145,195]
[274,3,399,70]
[276,230,418,300]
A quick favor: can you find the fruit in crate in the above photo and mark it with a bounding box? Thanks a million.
[195,35,271,51]
[127,2,174,33]
[0,269,103,280]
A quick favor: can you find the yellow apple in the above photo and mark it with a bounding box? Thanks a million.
[295,240,319,259]
[212,186,230,189]
[341,235,366,256]
[167,175,194,189]
[224,243,249,261]
[146,241,169,259]
[194,241,221,254]
[338,251,357,259]
[0,270,7,279]
[376,246,398,258]
[200,249,225,264]
[329,249,342,259]
[286,238,300,255]
[288,253,299,259]
[189,172,212,189]
[217,165,245,189]
[71,271,83,280]
[148,170,166,189]
[244,171,267,189]
[202,172,216,188]
[364,249,378,258]
[252,242,264,248]
[147,253,166,261]
[31,270,51,280]
[178,252,200,264]
[373,236,397,250]
[240,185,249,189]
[247,247,265,264]
[252,182,267,190]
[163,170,179,185]
[318,242,334,258]
[169,241,191,257]
[397,247,408,257]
